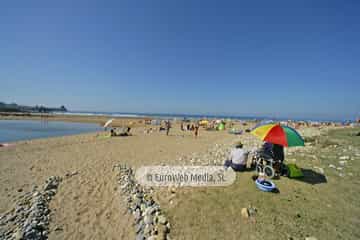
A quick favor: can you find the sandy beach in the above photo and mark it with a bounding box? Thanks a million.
[0,116,240,239]
[1,115,360,240]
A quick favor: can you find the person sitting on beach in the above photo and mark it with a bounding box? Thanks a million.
[111,127,131,137]
[224,142,249,171]
[119,127,131,136]
[272,143,285,174]
[110,128,116,137]
[260,141,273,159]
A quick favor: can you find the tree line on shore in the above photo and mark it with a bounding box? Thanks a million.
[0,101,67,113]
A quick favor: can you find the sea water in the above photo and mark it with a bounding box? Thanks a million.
[0,120,101,143]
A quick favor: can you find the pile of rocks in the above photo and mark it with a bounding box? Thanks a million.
[0,176,62,240]
[177,143,232,166]
[114,165,170,240]
[176,135,261,167]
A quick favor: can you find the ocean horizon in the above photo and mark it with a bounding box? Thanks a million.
[56,111,352,123]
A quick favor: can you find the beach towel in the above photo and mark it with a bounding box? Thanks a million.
[287,164,304,178]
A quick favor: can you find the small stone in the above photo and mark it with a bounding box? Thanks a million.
[12,229,23,240]
[248,206,257,217]
[155,224,168,238]
[17,188,23,193]
[241,208,249,219]
[133,210,141,222]
[338,161,347,166]
[313,166,324,174]
[8,215,17,222]
[135,221,145,234]
[144,207,156,216]
[143,223,153,235]
[33,191,40,197]
[158,215,167,225]
[170,187,176,194]
[144,215,153,225]
[54,226,63,231]
[305,237,318,240]
[339,156,349,160]
[136,233,145,240]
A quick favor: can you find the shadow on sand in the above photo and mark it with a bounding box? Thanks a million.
[294,168,327,185]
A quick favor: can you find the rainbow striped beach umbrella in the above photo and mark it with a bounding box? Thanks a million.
[251,124,304,147]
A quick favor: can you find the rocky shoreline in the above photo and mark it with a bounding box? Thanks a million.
[0,176,62,240]
[114,165,171,240]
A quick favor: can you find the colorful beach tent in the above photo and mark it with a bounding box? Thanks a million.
[251,124,304,147]
[218,122,225,131]
[199,120,209,126]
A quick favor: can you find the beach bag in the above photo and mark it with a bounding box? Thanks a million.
[286,164,303,178]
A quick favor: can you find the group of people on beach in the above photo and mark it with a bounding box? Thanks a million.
[143,120,200,138]
[180,121,200,137]
[110,127,131,137]
[158,120,172,135]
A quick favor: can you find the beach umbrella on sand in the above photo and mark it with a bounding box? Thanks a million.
[103,119,114,128]
[251,124,304,147]
[251,119,274,130]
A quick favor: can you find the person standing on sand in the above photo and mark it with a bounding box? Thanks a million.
[180,122,184,131]
[166,120,171,136]
[194,122,199,138]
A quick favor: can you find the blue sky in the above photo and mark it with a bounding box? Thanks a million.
[1,0,359,120]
